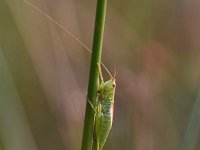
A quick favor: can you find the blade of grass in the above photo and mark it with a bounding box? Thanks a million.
[81,0,107,150]
[181,87,200,150]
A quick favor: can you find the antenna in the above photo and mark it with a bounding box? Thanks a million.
[23,0,115,77]
[23,0,91,53]
[113,63,116,79]
[101,63,112,78]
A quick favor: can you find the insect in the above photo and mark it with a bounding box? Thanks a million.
[89,63,116,150]
[23,1,116,149]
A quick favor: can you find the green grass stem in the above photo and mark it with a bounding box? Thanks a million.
[81,0,107,150]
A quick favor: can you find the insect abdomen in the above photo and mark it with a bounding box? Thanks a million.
[98,102,114,150]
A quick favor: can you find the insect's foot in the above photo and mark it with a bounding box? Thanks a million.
[87,99,96,113]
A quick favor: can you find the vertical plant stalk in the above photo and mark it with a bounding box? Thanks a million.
[81,0,107,150]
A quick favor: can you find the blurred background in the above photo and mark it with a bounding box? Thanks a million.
[1,0,200,150]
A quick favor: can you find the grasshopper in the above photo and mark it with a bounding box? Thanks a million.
[23,1,116,149]
[88,63,116,150]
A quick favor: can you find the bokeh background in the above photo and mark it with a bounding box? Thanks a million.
[1,0,200,150]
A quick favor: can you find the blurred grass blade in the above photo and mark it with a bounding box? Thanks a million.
[0,45,39,150]
[181,88,200,150]
[0,0,66,150]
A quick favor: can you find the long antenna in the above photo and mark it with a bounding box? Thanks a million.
[23,0,91,53]
[101,63,112,78]
[23,0,114,77]
[114,63,116,79]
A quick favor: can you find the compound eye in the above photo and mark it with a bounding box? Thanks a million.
[112,82,116,88]
[97,90,100,94]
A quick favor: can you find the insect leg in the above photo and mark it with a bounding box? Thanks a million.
[87,99,97,113]
[95,103,102,150]
[97,63,104,84]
